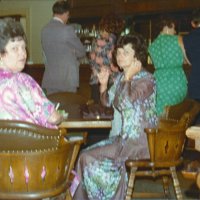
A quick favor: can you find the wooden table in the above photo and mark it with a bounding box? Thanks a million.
[184,126,200,189]
[60,119,111,129]
[59,104,112,129]
[186,126,200,151]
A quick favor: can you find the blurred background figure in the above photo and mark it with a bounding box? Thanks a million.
[183,8,200,124]
[41,0,86,94]
[148,16,188,116]
[89,13,125,103]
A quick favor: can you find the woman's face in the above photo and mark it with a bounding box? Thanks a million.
[1,38,27,73]
[116,43,135,71]
[100,30,109,39]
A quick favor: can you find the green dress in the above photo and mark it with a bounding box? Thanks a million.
[148,34,187,116]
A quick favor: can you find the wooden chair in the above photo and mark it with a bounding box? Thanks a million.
[0,120,86,200]
[125,99,200,200]
[163,98,200,150]
[47,92,87,119]
[47,91,87,108]
[163,98,200,127]
[181,126,200,190]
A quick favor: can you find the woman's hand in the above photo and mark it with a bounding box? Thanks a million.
[47,110,63,125]
[124,60,142,81]
[97,67,109,93]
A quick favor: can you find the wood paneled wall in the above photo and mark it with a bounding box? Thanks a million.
[69,0,200,18]
[24,64,191,87]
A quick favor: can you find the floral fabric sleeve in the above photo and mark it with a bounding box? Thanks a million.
[89,34,116,85]
[127,76,155,103]
[100,74,122,107]
[17,73,56,128]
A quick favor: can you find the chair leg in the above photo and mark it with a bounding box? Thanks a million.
[170,166,183,200]
[65,189,72,200]
[125,167,137,200]
[162,175,170,198]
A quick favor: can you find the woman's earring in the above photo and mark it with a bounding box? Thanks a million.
[0,57,4,67]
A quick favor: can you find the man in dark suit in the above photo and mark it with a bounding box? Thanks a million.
[183,8,200,124]
[41,0,86,94]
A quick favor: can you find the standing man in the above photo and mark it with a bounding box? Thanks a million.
[183,8,200,124]
[41,0,86,94]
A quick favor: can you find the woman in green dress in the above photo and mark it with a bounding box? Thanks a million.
[148,17,188,116]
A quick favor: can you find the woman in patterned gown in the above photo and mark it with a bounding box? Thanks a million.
[148,17,188,116]
[74,34,158,200]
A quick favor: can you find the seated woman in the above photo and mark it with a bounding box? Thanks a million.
[74,34,158,200]
[0,18,62,128]
[148,16,188,116]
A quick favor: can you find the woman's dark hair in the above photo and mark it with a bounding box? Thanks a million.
[0,18,26,54]
[99,13,125,35]
[52,0,70,15]
[158,15,177,32]
[192,8,200,26]
[115,33,148,66]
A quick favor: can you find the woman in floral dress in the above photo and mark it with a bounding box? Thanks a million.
[148,17,188,116]
[0,18,62,128]
[74,34,158,200]
[89,13,125,103]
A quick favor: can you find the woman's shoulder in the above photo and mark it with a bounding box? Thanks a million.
[149,34,178,52]
[0,71,38,90]
[15,72,38,85]
[0,70,31,81]
[134,69,155,84]
[156,34,178,41]
[138,69,153,77]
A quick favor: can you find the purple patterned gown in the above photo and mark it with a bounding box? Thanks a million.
[74,69,158,200]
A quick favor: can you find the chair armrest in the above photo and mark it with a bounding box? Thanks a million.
[157,118,178,129]
[163,99,200,125]
[59,127,68,137]
[66,132,88,145]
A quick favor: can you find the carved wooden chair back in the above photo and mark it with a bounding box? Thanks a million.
[0,120,85,200]
[163,98,200,126]
[163,98,200,149]
[125,99,200,200]
[147,114,188,167]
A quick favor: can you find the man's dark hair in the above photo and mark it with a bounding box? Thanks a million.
[192,8,200,26]
[52,0,70,15]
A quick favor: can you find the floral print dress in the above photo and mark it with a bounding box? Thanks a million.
[74,69,158,200]
[0,69,56,129]
[89,33,118,85]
